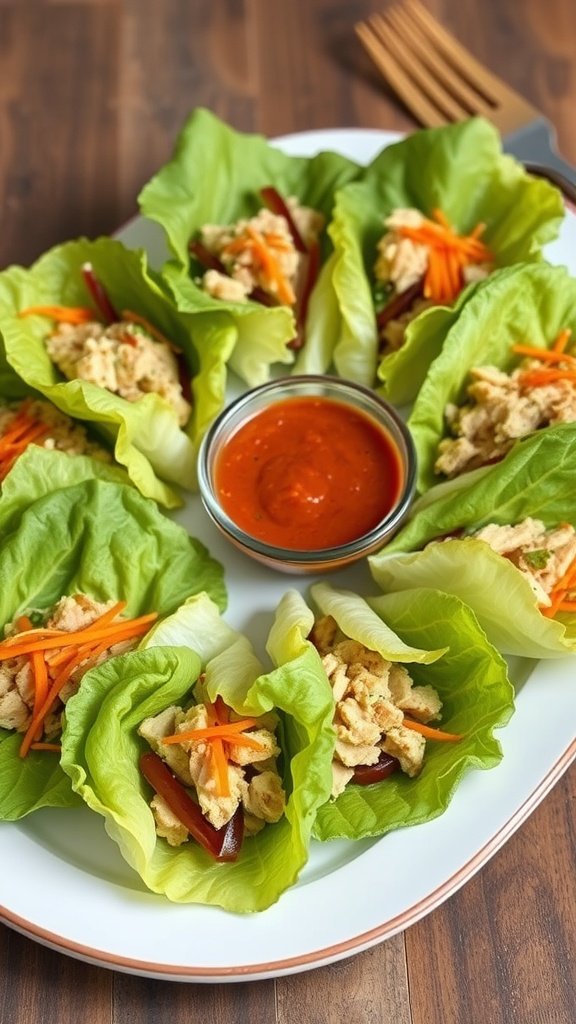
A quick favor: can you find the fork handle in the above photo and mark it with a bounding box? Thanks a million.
[504,117,576,203]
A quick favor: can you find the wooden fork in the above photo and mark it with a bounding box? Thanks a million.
[356,0,576,193]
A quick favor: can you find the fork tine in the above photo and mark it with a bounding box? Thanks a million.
[356,19,450,127]
[385,4,495,117]
[403,0,521,104]
[370,10,478,123]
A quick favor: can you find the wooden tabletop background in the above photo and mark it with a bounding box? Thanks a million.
[1,1,575,1022]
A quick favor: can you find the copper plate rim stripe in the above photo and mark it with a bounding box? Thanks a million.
[1,737,575,981]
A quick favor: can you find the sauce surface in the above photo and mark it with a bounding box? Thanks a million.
[214,396,404,550]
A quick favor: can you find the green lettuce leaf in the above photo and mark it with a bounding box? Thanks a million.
[314,587,514,840]
[0,478,225,820]
[0,236,234,506]
[61,599,335,912]
[407,262,576,492]
[266,584,512,842]
[324,118,563,402]
[369,422,576,657]
[138,108,361,386]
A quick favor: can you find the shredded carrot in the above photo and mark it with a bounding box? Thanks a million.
[403,718,463,742]
[512,344,576,367]
[519,369,576,388]
[397,210,493,305]
[222,226,296,306]
[0,608,156,659]
[18,305,96,325]
[540,553,576,617]
[0,407,51,481]
[553,328,572,353]
[29,743,61,752]
[12,602,157,758]
[162,719,260,745]
[162,701,267,797]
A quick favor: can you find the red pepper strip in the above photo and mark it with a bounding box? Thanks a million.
[139,752,244,862]
[352,752,399,785]
[287,238,321,351]
[81,263,119,324]
[188,240,228,274]
[260,186,308,254]
[376,278,424,333]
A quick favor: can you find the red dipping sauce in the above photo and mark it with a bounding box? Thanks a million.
[214,395,404,551]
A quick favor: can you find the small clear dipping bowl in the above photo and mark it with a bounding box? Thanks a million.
[197,375,417,574]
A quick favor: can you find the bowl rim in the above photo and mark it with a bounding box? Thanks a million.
[197,374,417,565]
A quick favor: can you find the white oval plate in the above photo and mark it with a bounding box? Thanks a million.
[1,129,575,982]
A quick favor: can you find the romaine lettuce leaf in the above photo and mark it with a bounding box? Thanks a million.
[266,583,512,842]
[323,118,564,402]
[0,477,225,820]
[0,237,233,506]
[61,598,336,912]
[369,422,576,657]
[138,107,361,386]
[407,262,576,492]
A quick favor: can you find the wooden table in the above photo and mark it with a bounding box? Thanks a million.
[1,1,575,1021]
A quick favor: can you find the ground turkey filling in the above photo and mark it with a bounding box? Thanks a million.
[309,615,442,798]
[46,321,191,426]
[198,201,324,306]
[436,354,576,479]
[470,518,576,608]
[139,703,286,844]
[0,594,136,737]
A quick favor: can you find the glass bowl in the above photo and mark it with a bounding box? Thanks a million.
[197,375,417,574]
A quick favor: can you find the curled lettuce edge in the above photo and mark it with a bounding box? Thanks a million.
[0,479,226,822]
[369,421,576,658]
[60,596,336,912]
[407,262,576,493]
[138,107,362,386]
[326,118,564,404]
[0,236,235,506]
[267,583,514,842]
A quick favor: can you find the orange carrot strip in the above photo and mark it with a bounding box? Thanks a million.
[210,738,230,798]
[19,634,124,758]
[16,616,33,631]
[0,610,157,659]
[162,719,260,745]
[432,208,452,229]
[553,328,572,353]
[554,599,576,611]
[403,719,463,742]
[31,650,49,718]
[29,743,61,752]
[246,226,296,305]
[512,344,576,367]
[0,601,128,653]
[18,305,95,324]
[519,369,576,387]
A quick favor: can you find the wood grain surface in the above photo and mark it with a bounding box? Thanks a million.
[1,2,575,1022]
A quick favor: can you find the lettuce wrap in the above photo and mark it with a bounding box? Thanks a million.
[0,236,233,507]
[0,477,225,820]
[138,108,361,386]
[60,594,336,912]
[407,262,576,492]
[313,118,563,403]
[266,583,513,842]
[369,422,576,658]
